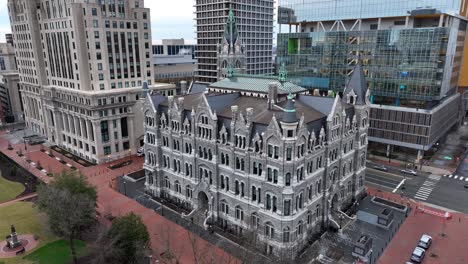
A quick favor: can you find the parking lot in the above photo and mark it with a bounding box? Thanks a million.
[372,188,468,264]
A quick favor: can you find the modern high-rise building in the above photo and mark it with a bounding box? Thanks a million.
[195,0,275,84]
[7,0,173,164]
[277,0,467,162]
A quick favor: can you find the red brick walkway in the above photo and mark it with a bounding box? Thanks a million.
[0,131,238,263]
[368,188,468,264]
[0,193,37,208]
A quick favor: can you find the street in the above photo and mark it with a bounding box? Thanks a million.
[365,161,468,213]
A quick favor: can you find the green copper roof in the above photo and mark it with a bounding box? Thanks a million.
[224,10,239,47]
[210,74,307,94]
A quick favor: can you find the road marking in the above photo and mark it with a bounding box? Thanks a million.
[466,178,468,182]
[455,176,459,179]
[429,175,441,181]
[392,179,406,193]
[460,177,465,181]
[449,175,453,178]
[413,175,440,201]
[414,195,428,201]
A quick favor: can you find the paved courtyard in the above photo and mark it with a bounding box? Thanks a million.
[0,130,238,264]
[2,129,467,264]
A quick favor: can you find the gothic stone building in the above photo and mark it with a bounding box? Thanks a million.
[143,64,370,257]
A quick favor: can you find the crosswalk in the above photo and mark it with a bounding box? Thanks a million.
[443,174,468,182]
[414,175,441,201]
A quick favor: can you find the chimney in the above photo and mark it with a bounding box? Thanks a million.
[231,105,239,121]
[168,96,174,108]
[180,81,188,95]
[178,97,185,110]
[246,108,253,124]
[268,82,278,110]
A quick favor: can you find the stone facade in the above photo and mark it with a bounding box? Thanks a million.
[143,64,370,257]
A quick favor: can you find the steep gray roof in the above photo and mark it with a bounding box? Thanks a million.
[343,61,368,105]
[297,95,335,115]
[189,83,207,94]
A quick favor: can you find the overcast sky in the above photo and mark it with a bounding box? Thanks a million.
[0,1,278,43]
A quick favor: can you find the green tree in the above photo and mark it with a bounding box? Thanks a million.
[36,172,97,264]
[94,213,150,264]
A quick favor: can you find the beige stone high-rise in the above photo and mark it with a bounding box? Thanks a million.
[8,0,174,164]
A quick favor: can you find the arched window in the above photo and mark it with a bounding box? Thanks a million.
[315,204,321,219]
[175,181,181,193]
[283,227,290,242]
[235,206,244,221]
[251,186,257,201]
[307,210,313,225]
[285,173,291,186]
[265,222,275,239]
[222,60,228,69]
[221,200,229,214]
[164,176,170,189]
[297,221,304,236]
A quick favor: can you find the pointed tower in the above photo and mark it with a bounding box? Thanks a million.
[217,10,246,80]
[342,61,370,105]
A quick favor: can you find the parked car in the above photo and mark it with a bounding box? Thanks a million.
[417,234,432,249]
[410,247,426,263]
[373,165,388,172]
[464,184,468,189]
[136,147,144,157]
[401,169,417,176]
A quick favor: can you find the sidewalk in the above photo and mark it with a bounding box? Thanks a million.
[369,155,452,175]
[0,193,37,208]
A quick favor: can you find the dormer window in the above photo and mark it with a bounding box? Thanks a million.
[287,130,294,138]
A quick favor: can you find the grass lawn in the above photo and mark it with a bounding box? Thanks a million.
[0,172,25,203]
[0,202,56,264]
[24,239,87,264]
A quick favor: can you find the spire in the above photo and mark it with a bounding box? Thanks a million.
[283,93,298,123]
[224,10,239,50]
[278,63,288,83]
[343,60,369,105]
[141,81,150,98]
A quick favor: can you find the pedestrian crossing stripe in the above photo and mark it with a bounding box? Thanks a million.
[461,177,465,181]
[449,175,453,178]
[455,176,459,179]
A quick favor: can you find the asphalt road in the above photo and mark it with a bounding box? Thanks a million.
[365,161,468,213]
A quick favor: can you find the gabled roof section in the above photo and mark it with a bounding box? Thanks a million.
[343,61,369,105]
[209,75,307,94]
[150,94,166,109]
[297,95,335,115]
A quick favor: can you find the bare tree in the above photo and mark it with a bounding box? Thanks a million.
[36,172,97,264]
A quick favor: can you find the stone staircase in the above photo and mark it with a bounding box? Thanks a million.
[190,208,209,229]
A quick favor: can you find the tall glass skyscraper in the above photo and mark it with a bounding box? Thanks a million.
[277,0,467,161]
